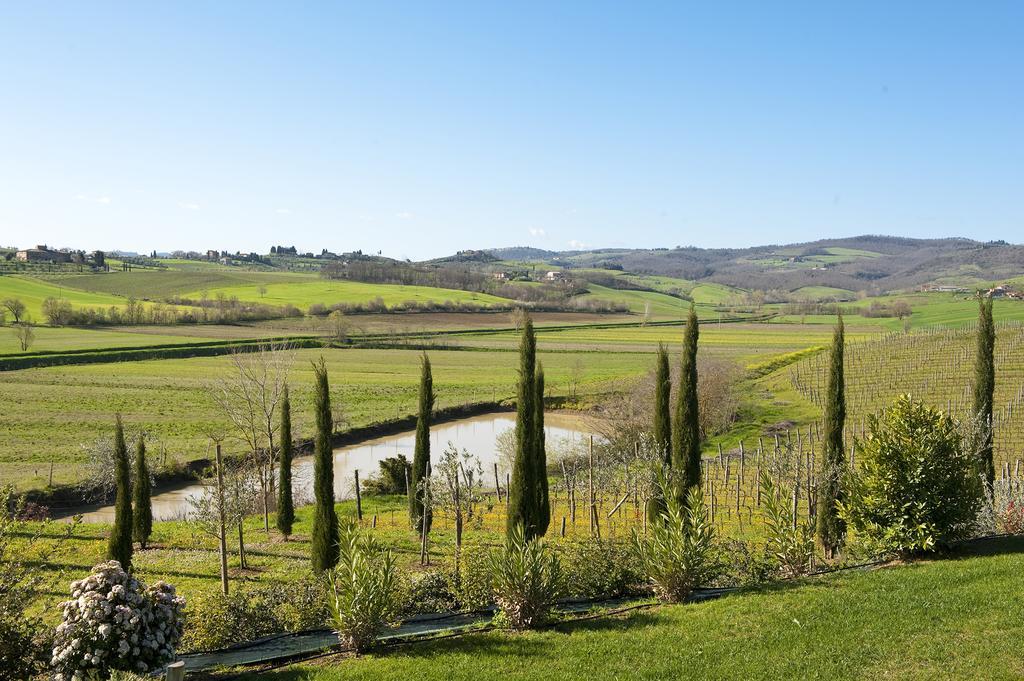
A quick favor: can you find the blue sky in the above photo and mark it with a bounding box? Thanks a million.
[1,2,1021,260]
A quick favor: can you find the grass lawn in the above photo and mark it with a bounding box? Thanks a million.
[250,537,1024,681]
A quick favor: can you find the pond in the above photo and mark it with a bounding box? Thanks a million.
[75,411,598,523]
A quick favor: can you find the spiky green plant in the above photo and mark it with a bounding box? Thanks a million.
[489,524,561,630]
[326,523,400,653]
[634,473,716,602]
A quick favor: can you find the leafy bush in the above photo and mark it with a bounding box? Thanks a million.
[714,539,780,587]
[976,478,1024,536]
[327,523,401,652]
[490,525,562,629]
[400,571,455,615]
[559,539,641,599]
[633,483,717,602]
[2,488,80,680]
[447,547,494,611]
[51,561,185,680]
[760,470,815,577]
[839,395,983,555]
[180,577,329,652]
[361,455,412,496]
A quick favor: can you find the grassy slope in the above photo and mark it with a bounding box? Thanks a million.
[254,538,1024,681]
[0,275,136,320]
[186,278,508,309]
[55,270,510,309]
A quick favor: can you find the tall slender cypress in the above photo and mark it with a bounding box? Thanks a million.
[410,353,434,531]
[533,362,550,536]
[107,415,133,570]
[816,314,846,558]
[310,358,339,572]
[672,305,701,505]
[647,344,672,522]
[973,296,996,488]
[276,384,295,538]
[131,435,152,550]
[507,315,538,537]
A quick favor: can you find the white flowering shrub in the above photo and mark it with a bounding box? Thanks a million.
[51,561,185,680]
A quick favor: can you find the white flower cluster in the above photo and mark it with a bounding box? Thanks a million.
[51,561,185,681]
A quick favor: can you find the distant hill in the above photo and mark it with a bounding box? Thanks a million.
[463,236,1024,294]
[486,246,559,261]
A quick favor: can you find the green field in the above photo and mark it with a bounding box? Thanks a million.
[0,346,652,490]
[0,275,139,320]
[254,538,1024,680]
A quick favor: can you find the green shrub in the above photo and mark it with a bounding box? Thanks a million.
[559,539,641,599]
[490,525,562,629]
[400,571,456,615]
[633,482,717,603]
[327,523,402,652]
[447,547,494,611]
[714,539,780,587]
[839,395,983,556]
[760,470,815,577]
[180,577,329,652]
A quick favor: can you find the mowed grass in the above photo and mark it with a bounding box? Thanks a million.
[0,275,138,320]
[0,346,652,490]
[252,538,1024,681]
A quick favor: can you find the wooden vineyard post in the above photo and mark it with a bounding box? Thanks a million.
[165,661,185,681]
[589,435,595,536]
[215,442,229,596]
[494,462,502,502]
[354,469,363,521]
[420,462,431,566]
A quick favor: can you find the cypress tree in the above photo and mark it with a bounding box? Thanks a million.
[816,314,846,558]
[276,384,295,538]
[507,315,538,537]
[533,362,550,536]
[310,358,339,572]
[647,343,672,522]
[973,296,996,488]
[107,415,133,570]
[672,305,701,505]
[410,353,434,531]
[131,435,152,550]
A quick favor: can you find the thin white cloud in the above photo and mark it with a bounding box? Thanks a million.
[396,211,415,220]
[275,208,292,215]
[568,239,587,249]
[179,202,201,211]
[76,194,111,205]
[528,227,546,237]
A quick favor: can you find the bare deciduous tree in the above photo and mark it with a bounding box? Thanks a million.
[210,342,294,532]
[12,322,34,352]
